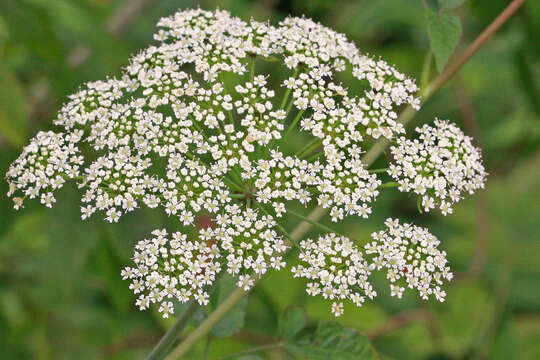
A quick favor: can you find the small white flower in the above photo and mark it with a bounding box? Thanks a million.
[159,301,174,318]
[331,302,344,317]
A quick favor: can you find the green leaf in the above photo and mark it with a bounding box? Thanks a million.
[438,0,467,11]
[0,64,28,147]
[427,10,462,72]
[237,356,265,360]
[279,306,308,339]
[284,321,379,360]
[211,275,248,337]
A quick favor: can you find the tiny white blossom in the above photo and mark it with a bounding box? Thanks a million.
[331,302,344,317]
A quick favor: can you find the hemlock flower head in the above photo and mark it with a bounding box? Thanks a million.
[5,9,485,317]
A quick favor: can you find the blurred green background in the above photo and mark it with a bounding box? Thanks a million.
[0,0,539,359]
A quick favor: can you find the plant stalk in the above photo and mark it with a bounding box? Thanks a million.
[145,300,199,360]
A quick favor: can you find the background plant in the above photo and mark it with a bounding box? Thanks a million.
[0,1,538,359]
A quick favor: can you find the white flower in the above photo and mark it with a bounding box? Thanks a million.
[331,302,344,317]
[7,9,418,227]
[6,131,83,209]
[159,301,174,318]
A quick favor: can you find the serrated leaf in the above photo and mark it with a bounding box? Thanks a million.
[211,274,248,337]
[438,0,467,11]
[279,306,308,339]
[427,10,462,73]
[0,64,27,147]
[284,321,379,360]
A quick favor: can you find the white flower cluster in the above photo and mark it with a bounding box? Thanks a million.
[365,218,453,302]
[212,205,289,289]
[292,233,376,317]
[6,9,420,225]
[388,119,487,215]
[121,229,221,318]
[6,131,83,209]
[293,219,452,316]
[5,9,484,317]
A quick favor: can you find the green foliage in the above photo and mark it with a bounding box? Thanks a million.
[284,321,379,360]
[279,306,308,339]
[23,0,94,36]
[433,282,494,357]
[427,9,462,72]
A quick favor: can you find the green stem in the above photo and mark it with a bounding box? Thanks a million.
[249,55,255,81]
[285,208,345,237]
[369,168,389,174]
[305,150,323,162]
[223,178,245,193]
[297,138,323,159]
[284,110,305,139]
[365,0,526,165]
[256,203,300,249]
[284,98,295,115]
[229,193,246,199]
[145,300,199,360]
[379,181,399,188]
[165,286,250,360]
[203,335,212,360]
[420,51,432,91]
[280,68,300,109]
[164,207,328,360]
[294,137,319,157]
